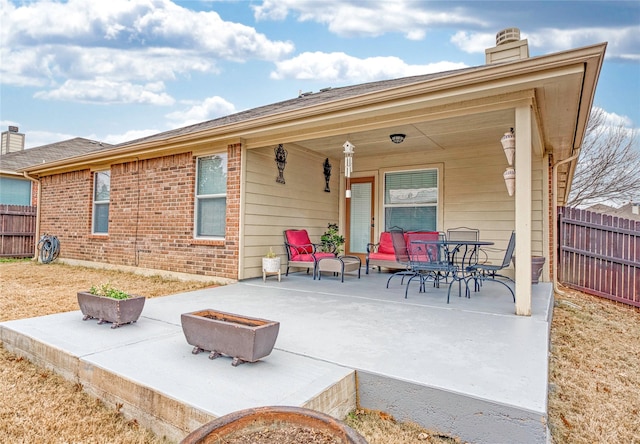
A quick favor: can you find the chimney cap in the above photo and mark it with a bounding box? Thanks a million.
[496,28,521,46]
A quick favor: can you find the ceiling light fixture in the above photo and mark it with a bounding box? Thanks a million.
[390,134,406,144]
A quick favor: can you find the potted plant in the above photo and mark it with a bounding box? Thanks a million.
[77,283,146,328]
[262,247,281,281]
[319,223,345,254]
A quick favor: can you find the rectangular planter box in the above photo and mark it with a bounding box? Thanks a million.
[181,309,280,366]
[77,291,146,328]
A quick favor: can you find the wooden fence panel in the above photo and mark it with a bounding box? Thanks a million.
[0,204,36,258]
[558,206,640,308]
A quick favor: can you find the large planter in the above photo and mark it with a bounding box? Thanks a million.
[511,256,546,284]
[181,309,280,366]
[77,291,146,328]
[180,406,367,444]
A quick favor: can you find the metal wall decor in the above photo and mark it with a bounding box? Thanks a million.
[274,144,287,184]
[323,158,332,192]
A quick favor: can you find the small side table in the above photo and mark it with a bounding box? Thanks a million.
[317,256,361,282]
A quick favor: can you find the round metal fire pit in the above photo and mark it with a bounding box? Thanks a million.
[181,406,367,444]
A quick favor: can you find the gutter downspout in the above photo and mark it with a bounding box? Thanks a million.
[551,152,580,296]
[22,171,41,261]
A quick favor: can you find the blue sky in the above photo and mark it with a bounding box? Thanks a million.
[1,0,638,149]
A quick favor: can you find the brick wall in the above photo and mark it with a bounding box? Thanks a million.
[39,145,241,280]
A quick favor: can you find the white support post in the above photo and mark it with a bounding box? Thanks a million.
[514,106,532,316]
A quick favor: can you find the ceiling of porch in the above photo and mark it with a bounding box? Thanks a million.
[292,108,516,160]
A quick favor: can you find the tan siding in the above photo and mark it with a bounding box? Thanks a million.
[352,142,546,277]
[242,146,340,278]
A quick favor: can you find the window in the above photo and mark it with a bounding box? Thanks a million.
[93,170,110,234]
[195,154,227,238]
[384,169,438,231]
[0,177,31,205]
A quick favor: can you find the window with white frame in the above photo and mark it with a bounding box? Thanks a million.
[195,154,227,238]
[384,169,438,231]
[93,170,110,234]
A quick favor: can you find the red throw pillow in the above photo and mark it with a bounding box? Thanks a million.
[287,230,313,254]
[378,232,395,255]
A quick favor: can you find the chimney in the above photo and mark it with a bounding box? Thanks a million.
[1,126,25,154]
[485,27,529,64]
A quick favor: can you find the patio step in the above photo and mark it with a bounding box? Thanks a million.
[0,312,356,442]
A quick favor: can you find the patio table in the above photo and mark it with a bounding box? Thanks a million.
[408,239,494,301]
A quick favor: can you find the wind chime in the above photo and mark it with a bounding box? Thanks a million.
[343,141,354,198]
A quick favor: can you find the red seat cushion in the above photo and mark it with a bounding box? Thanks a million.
[368,252,396,261]
[290,252,316,262]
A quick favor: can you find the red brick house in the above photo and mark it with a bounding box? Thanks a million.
[20,33,606,315]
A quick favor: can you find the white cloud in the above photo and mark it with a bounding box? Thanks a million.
[450,31,496,54]
[22,130,78,149]
[253,0,485,39]
[0,0,294,103]
[271,52,467,82]
[34,79,175,105]
[100,129,161,145]
[166,96,237,127]
[526,27,640,61]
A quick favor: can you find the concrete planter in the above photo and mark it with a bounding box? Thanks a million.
[181,309,279,366]
[180,406,367,444]
[77,291,145,328]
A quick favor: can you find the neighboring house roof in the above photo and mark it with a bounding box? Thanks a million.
[586,203,640,221]
[1,137,112,176]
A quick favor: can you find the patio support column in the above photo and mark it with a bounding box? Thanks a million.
[514,105,532,316]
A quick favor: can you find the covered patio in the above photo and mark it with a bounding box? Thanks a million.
[0,269,553,443]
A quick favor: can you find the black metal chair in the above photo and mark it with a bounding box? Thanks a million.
[385,228,414,288]
[404,232,459,301]
[466,231,516,301]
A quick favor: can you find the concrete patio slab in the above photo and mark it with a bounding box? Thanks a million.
[1,270,553,443]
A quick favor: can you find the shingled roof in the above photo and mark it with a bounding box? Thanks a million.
[114,66,479,147]
[0,137,113,173]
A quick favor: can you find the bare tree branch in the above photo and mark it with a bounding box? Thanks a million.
[567,107,640,208]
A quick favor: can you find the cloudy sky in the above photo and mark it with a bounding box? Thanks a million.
[1,0,638,149]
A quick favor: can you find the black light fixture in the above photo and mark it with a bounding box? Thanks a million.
[390,133,406,144]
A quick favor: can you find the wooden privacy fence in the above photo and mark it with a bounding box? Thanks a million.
[558,206,639,308]
[0,204,37,258]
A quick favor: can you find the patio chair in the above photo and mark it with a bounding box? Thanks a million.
[385,228,414,288]
[466,231,516,301]
[446,226,488,265]
[283,229,335,279]
[404,232,458,301]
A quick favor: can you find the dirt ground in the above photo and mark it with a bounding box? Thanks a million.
[0,260,459,444]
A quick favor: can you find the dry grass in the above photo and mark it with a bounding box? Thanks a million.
[547,286,640,443]
[2,260,639,443]
[0,260,456,444]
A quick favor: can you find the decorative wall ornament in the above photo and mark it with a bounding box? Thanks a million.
[323,158,332,192]
[501,128,515,166]
[503,167,515,196]
[274,144,287,184]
